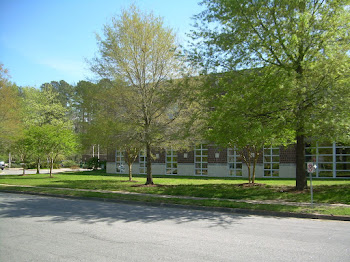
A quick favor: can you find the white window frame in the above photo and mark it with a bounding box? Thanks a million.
[166,149,178,175]
[115,149,125,174]
[263,146,280,177]
[306,142,350,178]
[227,147,242,177]
[139,150,147,175]
[194,144,208,175]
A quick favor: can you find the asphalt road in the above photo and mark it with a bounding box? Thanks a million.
[0,193,349,262]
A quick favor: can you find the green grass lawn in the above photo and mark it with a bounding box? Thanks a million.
[1,170,350,205]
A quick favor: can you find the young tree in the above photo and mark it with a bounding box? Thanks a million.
[22,87,70,173]
[28,124,77,178]
[91,5,192,184]
[88,95,143,182]
[12,136,33,176]
[190,0,350,189]
[20,86,76,174]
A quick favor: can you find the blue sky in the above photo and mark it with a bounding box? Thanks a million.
[0,0,203,87]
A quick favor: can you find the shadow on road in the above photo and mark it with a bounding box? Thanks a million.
[0,193,250,228]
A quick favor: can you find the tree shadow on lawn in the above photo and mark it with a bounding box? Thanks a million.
[40,179,281,200]
[34,179,345,204]
[0,192,252,228]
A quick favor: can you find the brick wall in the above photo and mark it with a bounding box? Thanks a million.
[106,144,298,165]
[178,150,194,163]
[106,148,115,162]
[152,149,166,163]
[280,145,296,164]
[208,146,227,164]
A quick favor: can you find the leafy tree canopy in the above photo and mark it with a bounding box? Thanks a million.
[190,0,350,189]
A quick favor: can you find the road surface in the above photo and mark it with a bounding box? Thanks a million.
[0,193,349,261]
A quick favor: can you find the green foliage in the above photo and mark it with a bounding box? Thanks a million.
[86,157,100,170]
[0,64,23,153]
[203,68,295,182]
[11,85,78,175]
[91,5,195,184]
[41,80,74,109]
[61,160,79,168]
[22,86,68,127]
[206,68,295,148]
[190,0,350,189]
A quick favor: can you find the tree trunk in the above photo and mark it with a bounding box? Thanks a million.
[252,155,258,184]
[8,152,11,168]
[145,143,153,185]
[296,134,307,190]
[295,63,307,190]
[36,158,40,174]
[49,158,53,178]
[247,164,251,184]
[128,163,133,181]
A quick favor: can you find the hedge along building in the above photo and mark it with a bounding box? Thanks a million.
[106,142,350,178]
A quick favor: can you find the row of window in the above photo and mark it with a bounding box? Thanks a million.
[115,144,350,178]
[306,143,350,178]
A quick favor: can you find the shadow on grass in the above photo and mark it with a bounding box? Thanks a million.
[2,172,350,204]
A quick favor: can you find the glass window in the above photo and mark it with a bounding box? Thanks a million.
[227,147,242,177]
[139,150,147,174]
[263,146,279,177]
[116,149,125,174]
[166,149,178,175]
[194,144,208,175]
[306,143,350,178]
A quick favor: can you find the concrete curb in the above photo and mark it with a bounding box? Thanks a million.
[1,189,349,222]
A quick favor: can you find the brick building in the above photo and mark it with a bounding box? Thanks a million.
[106,143,350,178]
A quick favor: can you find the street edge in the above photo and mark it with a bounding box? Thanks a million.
[1,189,349,222]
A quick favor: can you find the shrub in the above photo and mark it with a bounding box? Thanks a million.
[61,160,78,168]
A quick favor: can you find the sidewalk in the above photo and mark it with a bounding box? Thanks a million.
[0,168,90,175]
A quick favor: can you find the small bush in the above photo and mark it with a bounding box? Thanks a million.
[86,157,100,170]
[61,160,78,168]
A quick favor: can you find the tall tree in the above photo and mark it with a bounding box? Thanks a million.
[91,5,192,184]
[22,86,67,127]
[41,80,74,108]
[190,0,350,189]
[0,64,23,154]
[73,80,101,141]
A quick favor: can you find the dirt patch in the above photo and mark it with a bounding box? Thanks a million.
[236,183,266,187]
[131,184,167,188]
[280,187,309,194]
